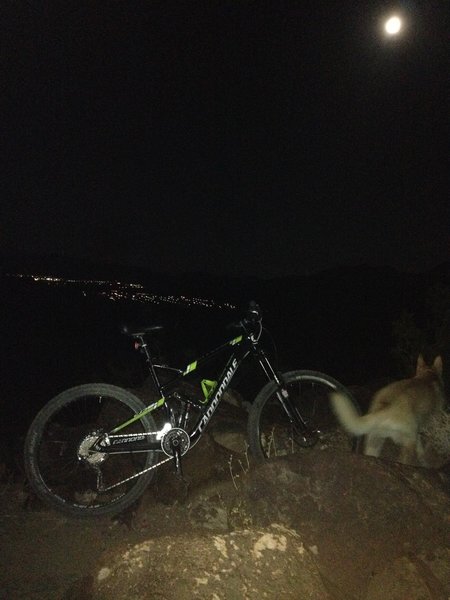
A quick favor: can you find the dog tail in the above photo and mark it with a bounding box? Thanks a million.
[330,392,374,436]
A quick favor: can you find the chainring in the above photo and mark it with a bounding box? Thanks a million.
[161,428,190,457]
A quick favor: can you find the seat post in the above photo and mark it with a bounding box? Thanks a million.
[138,335,165,397]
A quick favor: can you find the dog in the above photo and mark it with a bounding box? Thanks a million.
[330,355,444,465]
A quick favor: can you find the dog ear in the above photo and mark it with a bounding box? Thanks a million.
[416,354,426,369]
[433,355,443,375]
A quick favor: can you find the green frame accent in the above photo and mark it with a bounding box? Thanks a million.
[183,360,198,375]
[201,379,217,402]
[111,397,165,433]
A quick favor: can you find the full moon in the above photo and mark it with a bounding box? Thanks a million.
[385,16,402,35]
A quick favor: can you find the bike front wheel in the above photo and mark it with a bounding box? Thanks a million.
[24,383,158,518]
[248,370,360,460]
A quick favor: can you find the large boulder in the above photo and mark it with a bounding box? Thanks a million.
[92,525,332,600]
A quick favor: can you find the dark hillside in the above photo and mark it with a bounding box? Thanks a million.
[1,260,449,457]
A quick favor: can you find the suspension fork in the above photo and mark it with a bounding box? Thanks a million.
[255,348,309,430]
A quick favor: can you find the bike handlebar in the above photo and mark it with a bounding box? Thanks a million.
[245,301,262,324]
[227,301,262,332]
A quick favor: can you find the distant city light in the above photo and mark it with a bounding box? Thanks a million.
[384,15,402,35]
[7,273,236,310]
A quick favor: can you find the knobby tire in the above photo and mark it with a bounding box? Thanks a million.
[248,370,359,460]
[24,384,157,518]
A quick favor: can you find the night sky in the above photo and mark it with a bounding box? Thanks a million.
[3,1,449,278]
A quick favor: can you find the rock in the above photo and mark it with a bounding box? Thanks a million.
[92,525,333,600]
[222,388,244,408]
[189,495,229,531]
[212,431,249,454]
[240,449,450,597]
[366,550,450,600]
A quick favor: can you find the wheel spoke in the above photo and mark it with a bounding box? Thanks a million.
[24,384,158,517]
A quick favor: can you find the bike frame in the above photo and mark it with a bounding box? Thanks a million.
[96,326,301,456]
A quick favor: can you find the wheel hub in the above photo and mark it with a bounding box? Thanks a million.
[294,427,320,447]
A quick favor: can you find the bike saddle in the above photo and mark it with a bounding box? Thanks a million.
[120,324,164,337]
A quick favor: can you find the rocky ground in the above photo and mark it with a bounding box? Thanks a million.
[0,399,449,600]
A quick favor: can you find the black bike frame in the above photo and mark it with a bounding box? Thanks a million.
[97,327,293,455]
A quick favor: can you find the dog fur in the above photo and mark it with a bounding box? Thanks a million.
[330,355,444,465]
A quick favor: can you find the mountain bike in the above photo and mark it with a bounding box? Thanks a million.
[24,302,359,518]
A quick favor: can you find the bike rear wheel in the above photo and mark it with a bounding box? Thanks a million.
[24,384,158,518]
[248,370,359,460]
